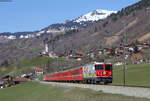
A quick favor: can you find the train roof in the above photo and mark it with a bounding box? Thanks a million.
[90,62,112,65]
[46,62,112,75]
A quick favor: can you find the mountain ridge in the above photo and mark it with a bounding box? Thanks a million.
[0,9,116,40]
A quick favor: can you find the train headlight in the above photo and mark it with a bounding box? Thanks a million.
[110,73,112,76]
[103,72,106,75]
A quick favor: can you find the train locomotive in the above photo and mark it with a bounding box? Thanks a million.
[43,62,112,84]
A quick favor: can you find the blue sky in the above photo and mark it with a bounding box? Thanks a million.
[0,0,140,33]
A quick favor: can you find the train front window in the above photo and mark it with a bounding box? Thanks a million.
[95,65,103,70]
[105,65,112,71]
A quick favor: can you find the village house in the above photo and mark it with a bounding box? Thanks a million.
[33,67,45,76]
[68,52,84,60]
[131,53,144,64]
[48,51,58,58]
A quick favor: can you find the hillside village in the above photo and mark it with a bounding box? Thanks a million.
[41,40,150,64]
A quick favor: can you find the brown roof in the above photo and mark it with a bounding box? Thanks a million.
[131,53,143,60]
[13,78,30,82]
[33,67,45,72]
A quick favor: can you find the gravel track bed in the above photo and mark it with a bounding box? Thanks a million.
[40,81,150,99]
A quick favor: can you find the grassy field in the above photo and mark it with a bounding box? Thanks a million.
[0,82,149,101]
[113,63,150,86]
[0,57,65,75]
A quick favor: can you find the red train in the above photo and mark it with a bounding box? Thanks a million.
[43,62,112,84]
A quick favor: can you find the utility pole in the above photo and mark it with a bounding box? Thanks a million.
[122,20,127,86]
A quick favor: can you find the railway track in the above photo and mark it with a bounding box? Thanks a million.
[40,81,150,99]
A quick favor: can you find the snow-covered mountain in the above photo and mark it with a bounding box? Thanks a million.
[0,9,117,40]
[74,9,117,22]
[41,9,117,34]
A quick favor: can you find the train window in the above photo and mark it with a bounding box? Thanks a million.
[95,65,103,70]
[105,65,112,71]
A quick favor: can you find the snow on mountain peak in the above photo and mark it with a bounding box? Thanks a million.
[74,9,117,23]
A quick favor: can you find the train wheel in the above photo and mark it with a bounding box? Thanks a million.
[96,81,100,84]
[87,80,91,84]
[82,80,86,84]
[92,80,96,84]
[104,82,108,85]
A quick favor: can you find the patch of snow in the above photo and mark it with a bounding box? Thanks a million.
[19,35,24,39]
[75,9,117,23]
[114,62,123,66]
[7,35,16,39]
